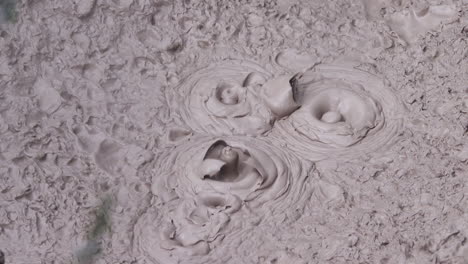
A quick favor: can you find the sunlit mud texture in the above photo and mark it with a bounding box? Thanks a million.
[166,60,275,136]
[133,136,310,263]
[270,64,405,161]
[387,4,459,44]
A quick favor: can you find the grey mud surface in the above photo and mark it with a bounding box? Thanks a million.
[0,0,467,263]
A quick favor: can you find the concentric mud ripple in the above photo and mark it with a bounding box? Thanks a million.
[133,136,310,263]
[270,64,405,161]
[167,61,275,136]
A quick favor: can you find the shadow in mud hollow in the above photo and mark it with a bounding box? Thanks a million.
[75,196,113,264]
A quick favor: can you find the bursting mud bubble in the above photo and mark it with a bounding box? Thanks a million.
[270,63,406,161]
[134,135,311,263]
[166,60,275,136]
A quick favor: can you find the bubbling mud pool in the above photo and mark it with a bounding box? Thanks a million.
[136,60,407,263]
[2,0,467,263]
[270,63,406,161]
[134,136,311,263]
